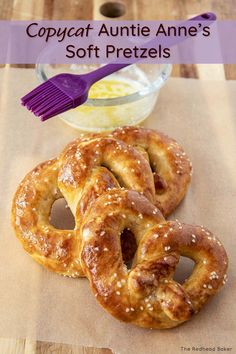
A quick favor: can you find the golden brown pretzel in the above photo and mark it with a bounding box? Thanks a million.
[58,135,155,219]
[11,136,155,277]
[111,126,192,216]
[61,126,192,217]
[12,127,192,278]
[11,159,83,276]
[80,189,228,329]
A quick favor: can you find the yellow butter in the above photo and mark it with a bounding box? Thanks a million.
[87,79,137,99]
[62,74,154,131]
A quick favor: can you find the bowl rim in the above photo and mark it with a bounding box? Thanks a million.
[36,63,172,107]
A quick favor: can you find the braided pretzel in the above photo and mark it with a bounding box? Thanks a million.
[111,126,192,216]
[11,136,155,277]
[58,135,155,219]
[12,127,192,277]
[11,159,83,276]
[80,189,228,329]
[60,126,192,217]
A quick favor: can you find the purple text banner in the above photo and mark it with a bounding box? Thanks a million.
[0,20,235,64]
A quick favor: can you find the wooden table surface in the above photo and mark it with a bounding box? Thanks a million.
[0,0,235,353]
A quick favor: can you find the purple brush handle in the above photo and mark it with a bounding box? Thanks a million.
[85,12,216,85]
[86,63,129,84]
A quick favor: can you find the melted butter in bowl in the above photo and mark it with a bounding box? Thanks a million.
[36,64,172,132]
[87,78,139,99]
[70,76,146,130]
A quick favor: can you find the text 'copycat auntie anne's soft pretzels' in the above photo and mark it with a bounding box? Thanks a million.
[12,127,192,277]
[11,126,228,329]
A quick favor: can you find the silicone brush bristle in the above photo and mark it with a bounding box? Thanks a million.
[21,81,73,121]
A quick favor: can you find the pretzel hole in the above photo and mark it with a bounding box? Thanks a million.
[173,257,195,284]
[120,229,137,269]
[153,172,167,194]
[50,198,75,230]
[101,164,126,188]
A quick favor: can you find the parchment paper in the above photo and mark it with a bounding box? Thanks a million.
[0,68,235,354]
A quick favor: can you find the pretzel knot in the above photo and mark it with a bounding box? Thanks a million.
[12,128,192,278]
[111,126,192,216]
[11,136,155,277]
[80,189,228,329]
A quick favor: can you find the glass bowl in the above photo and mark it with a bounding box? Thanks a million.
[36,63,172,132]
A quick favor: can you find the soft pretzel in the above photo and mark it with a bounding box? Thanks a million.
[12,127,192,277]
[80,189,228,329]
[11,159,84,276]
[59,126,192,217]
[11,136,155,277]
[58,135,155,218]
[111,126,192,216]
